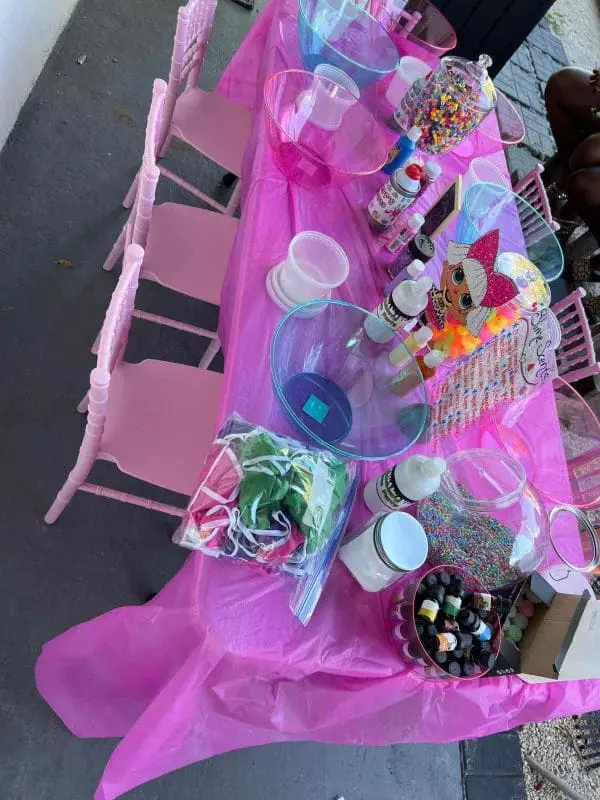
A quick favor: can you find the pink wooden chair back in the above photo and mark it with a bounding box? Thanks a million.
[44,244,145,524]
[126,80,165,250]
[513,164,560,247]
[160,0,218,148]
[369,0,421,33]
[552,287,600,384]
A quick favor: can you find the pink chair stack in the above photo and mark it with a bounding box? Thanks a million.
[104,78,238,370]
[513,163,561,247]
[123,0,251,216]
[552,287,600,384]
[45,244,223,524]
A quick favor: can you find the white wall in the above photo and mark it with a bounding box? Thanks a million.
[0,0,79,150]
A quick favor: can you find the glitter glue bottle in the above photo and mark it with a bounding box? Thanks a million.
[387,233,436,286]
[383,126,422,175]
[363,454,447,514]
[389,325,432,367]
[366,163,423,231]
[363,274,433,344]
[386,212,425,255]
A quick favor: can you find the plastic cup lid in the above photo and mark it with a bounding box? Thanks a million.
[376,512,428,571]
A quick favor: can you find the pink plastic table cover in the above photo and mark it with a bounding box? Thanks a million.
[35,1,600,797]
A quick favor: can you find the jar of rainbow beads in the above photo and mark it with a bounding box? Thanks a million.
[410,55,496,155]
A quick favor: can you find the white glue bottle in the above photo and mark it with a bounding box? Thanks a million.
[364,265,433,344]
[363,455,447,514]
[386,212,425,254]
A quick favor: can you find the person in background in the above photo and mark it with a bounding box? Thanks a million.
[545,67,600,318]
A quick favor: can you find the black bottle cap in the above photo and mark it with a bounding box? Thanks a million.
[457,609,475,629]
[457,632,473,649]
[429,585,445,605]
[434,651,448,665]
[453,649,464,660]
[462,662,476,678]
[449,576,464,594]
[426,624,438,638]
[416,583,427,599]
[415,621,425,639]
[479,609,489,622]
[477,651,496,670]
[473,640,493,656]
[446,661,462,677]
[424,574,438,589]
[462,591,473,607]
[437,571,451,588]
[410,234,435,263]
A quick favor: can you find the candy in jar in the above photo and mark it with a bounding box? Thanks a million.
[410,55,496,155]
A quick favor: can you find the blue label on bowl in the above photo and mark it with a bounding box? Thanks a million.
[303,394,330,424]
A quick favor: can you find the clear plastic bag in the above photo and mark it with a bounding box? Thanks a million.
[173,415,358,621]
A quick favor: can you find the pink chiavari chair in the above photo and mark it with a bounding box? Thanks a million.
[104,79,238,370]
[45,243,223,524]
[552,287,600,384]
[123,0,251,216]
[368,0,421,34]
[513,163,561,247]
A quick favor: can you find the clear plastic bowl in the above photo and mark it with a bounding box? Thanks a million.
[372,0,456,68]
[416,449,549,589]
[390,564,502,681]
[270,299,429,460]
[298,0,400,88]
[455,182,564,282]
[263,69,389,189]
[490,378,600,510]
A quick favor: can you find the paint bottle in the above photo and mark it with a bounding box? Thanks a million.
[441,590,463,619]
[389,326,432,366]
[387,233,436,286]
[457,609,493,642]
[383,126,422,175]
[472,593,512,616]
[363,454,447,514]
[420,160,442,191]
[386,212,425,254]
[364,274,433,344]
[389,349,444,396]
[416,584,445,624]
[366,163,423,231]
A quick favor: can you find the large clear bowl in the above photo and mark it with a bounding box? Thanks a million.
[390,564,502,681]
[298,0,400,88]
[372,0,456,68]
[263,69,388,189]
[455,181,564,282]
[415,449,549,589]
[270,299,429,460]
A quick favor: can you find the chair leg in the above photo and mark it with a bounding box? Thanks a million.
[225,179,242,216]
[45,471,83,525]
[103,227,127,272]
[77,393,89,414]
[123,170,140,209]
[91,329,101,355]
[199,337,220,370]
[158,132,174,159]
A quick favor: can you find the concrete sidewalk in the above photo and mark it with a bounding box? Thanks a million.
[0,0,467,797]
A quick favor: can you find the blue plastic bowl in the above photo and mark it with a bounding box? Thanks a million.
[298,0,400,89]
[270,299,428,461]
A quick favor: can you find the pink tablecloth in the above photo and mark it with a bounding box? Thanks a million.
[35,1,600,798]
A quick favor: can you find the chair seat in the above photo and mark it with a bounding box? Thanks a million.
[100,359,222,496]
[143,203,238,305]
[171,88,251,177]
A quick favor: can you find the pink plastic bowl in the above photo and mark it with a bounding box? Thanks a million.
[263,69,388,189]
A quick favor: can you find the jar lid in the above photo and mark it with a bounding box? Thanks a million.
[410,234,435,262]
[440,448,526,512]
[373,512,428,572]
[548,505,600,573]
[439,54,497,113]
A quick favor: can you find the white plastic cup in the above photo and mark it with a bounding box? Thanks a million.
[300,65,360,132]
[268,232,350,309]
[465,157,511,189]
[385,56,429,109]
[317,0,360,40]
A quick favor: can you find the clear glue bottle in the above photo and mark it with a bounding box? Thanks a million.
[363,454,447,514]
[364,266,432,344]
[386,212,425,254]
[383,126,422,175]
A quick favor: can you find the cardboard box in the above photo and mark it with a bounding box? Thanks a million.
[487,571,600,683]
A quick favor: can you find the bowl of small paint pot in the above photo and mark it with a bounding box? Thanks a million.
[389,564,503,681]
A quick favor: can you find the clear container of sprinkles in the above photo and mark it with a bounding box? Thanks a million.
[415,449,549,590]
[410,54,497,154]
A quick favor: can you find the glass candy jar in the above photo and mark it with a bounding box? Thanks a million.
[410,54,497,154]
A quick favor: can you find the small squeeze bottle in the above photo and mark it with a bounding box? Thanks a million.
[364,273,433,344]
[363,454,447,514]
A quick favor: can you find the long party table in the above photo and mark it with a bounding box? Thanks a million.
[35,1,600,797]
